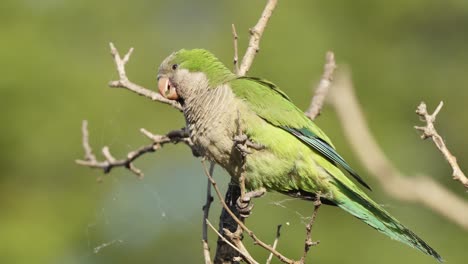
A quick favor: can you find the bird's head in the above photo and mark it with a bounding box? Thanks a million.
[157,49,235,103]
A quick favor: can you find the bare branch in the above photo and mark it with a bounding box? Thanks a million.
[305,51,337,120]
[206,219,257,264]
[223,226,257,264]
[415,102,468,189]
[201,160,296,264]
[214,181,243,264]
[328,69,468,230]
[266,225,282,264]
[202,240,212,264]
[108,42,183,111]
[202,162,215,264]
[80,120,97,162]
[76,121,192,178]
[232,24,240,74]
[300,198,321,263]
[238,0,278,76]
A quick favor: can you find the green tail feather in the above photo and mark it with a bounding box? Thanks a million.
[333,180,443,262]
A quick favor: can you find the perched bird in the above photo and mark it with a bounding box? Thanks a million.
[157,49,442,262]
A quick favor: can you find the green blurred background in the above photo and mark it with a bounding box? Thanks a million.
[1,0,467,263]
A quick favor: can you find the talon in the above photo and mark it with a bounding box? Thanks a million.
[233,134,248,144]
[238,204,254,218]
[234,134,264,156]
[235,188,266,218]
[241,196,251,203]
[245,188,266,199]
[245,141,265,150]
[240,213,251,218]
[236,196,251,209]
[236,144,252,155]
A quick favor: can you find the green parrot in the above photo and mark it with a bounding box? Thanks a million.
[157,49,442,262]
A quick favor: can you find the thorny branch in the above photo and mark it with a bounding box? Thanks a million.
[415,102,468,189]
[75,121,192,178]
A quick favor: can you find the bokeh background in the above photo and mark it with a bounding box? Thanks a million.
[1,0,467,263]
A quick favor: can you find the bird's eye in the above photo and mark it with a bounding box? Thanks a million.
[172,64,178,70]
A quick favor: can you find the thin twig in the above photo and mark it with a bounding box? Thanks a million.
[202,240,211,264]
[76,121,192,178]
[223,226,257,264]
[238,0,278,76]
[81,120,97,162]
[206,219,258,264]
[328,69,468,230]
[201,160,296,264]
[300,198,321,263]
[202,162,215,264]
[266,225,283,264]
[232,24,240,74]
[108,42,183,111]
[305,51,337,120]
[415,102,468,189]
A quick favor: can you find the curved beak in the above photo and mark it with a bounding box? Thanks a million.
[158,76,179,100]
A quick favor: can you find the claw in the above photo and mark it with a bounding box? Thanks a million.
[233,134,248,144]
[235,188,266,218]
[245,188,266,199]
[233,134,264,156]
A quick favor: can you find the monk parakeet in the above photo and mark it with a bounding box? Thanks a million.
[157,49,442,262]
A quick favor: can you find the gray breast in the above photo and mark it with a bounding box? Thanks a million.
[183,85,239,165]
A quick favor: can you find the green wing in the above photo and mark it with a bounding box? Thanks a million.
[230,76,371,191]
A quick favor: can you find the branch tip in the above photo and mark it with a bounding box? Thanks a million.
[238,0,278,76]
[415,101,468,189]
[305,50,337,120]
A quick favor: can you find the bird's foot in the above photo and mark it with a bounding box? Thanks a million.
[233,134,265,156]
[236,188,266,218]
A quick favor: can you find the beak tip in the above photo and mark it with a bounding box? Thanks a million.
[158,77,168,98]
[157,77,179,100]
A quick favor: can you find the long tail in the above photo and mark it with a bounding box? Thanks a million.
[333,180,443,262]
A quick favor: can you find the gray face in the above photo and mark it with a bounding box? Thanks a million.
[157,53,179,101]
[157,53,209,102]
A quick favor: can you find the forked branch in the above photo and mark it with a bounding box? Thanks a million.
[238,0,278,76]
[327,70,468,230]
[76,120,192,178]
[108,42,183,111]
[300,197,321,263]
[415,102,468,189]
